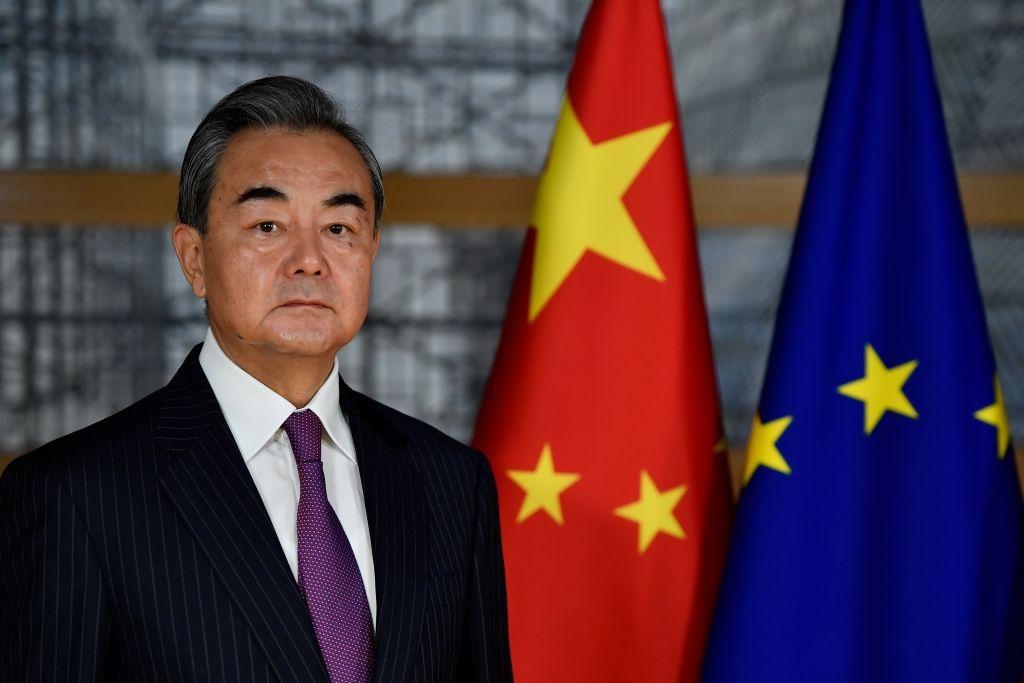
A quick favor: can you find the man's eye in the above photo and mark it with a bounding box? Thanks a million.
[328,224,349,235]
[258,222,277,232]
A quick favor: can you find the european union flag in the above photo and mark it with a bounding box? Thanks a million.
[701,1,1024,681]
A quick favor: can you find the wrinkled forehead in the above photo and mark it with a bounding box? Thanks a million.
[214,127,373,200]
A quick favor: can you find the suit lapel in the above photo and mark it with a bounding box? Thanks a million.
[341,382,428,683]
[154,347,328,682]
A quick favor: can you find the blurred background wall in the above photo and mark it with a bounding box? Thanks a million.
[1,0,1021,464]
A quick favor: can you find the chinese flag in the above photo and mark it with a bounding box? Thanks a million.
[472,1,733,680]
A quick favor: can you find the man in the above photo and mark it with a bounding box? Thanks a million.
[0,76,512,682]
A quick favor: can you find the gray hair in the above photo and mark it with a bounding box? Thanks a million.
[176,75,384,235]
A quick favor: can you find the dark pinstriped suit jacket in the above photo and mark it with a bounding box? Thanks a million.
[0,346,512,681]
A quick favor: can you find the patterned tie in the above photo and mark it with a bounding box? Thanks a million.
[284,410,375,682]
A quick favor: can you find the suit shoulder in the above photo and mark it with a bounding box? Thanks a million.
[347,391,485,464]
[8,389,163,481]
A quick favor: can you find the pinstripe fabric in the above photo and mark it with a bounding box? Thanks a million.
[1,345,511,682]
[342,379,512,681]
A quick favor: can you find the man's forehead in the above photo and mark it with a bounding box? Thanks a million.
[214,127,371,194]
[220,126,359,164]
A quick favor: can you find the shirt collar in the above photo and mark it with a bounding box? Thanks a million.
[198,328,356,464]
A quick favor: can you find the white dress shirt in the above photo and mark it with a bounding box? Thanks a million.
[198,329,377,626]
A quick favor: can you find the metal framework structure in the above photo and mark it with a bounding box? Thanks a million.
[1,0,1022,453]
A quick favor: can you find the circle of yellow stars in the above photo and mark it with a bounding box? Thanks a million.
[744,342,1012,487]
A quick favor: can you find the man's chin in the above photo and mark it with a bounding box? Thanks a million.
[260,325,354,357]
[265,338,344,358]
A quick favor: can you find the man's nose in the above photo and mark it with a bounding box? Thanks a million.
[288,226,326,276]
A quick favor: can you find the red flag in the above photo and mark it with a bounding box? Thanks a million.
[472,1,733,680]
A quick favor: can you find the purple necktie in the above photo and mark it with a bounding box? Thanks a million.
[284,410,374,682]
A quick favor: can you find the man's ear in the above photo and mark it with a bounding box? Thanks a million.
[370,228,381,262]
[171,224,206,298]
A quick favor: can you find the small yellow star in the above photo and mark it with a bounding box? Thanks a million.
[506,444,581,525]
[974,375,1011,459]
[528,97,671,321]
[613,470,686,554]
[838,344,919,434]
[743,413,794,486]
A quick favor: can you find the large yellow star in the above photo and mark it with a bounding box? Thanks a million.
[743,413,794,486]
[528,97,671,321]
[974,375,1011,459]
[613,470,686,554]
[838,344,919,434]
[506,444,581,525]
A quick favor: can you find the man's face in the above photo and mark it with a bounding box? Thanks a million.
[173,127,380,374]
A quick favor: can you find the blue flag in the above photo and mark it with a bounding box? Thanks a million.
[701,1,1024,681]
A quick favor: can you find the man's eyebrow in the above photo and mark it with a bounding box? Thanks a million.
[236,186,287,204]
[323,192,366,211]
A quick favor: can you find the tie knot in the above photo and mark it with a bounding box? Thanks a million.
[283,410,323,463]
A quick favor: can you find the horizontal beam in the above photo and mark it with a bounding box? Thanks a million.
[1,171,1022,228]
